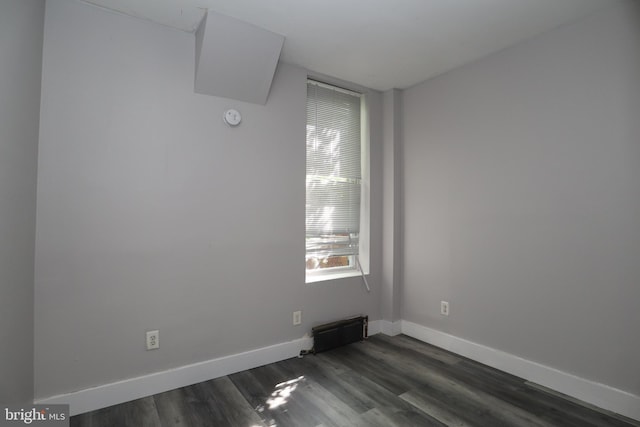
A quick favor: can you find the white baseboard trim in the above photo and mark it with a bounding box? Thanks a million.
[378,320,402,336]
[367,319,382,335]
[400,320,640,422]
[36,336,312,416]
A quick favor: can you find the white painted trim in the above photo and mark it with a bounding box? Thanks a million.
[378,320,402,336]
[305,269,362,283]
[401,320,640,422]
[367,319,382,335]
[36,337,311,416]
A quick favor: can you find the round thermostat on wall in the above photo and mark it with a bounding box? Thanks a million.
[223,109,242,127]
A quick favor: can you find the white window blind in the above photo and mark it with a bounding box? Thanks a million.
[306,80,362,269]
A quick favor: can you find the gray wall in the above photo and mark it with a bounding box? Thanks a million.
[34,0,381,398]
[402,1,640,395]
[0,0,44,406]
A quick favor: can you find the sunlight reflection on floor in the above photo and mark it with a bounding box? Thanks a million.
[254,375,306,427]
[267,376,305,409]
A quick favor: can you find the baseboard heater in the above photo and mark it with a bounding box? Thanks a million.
[311,315,368,353]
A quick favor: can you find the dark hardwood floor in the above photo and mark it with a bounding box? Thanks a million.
[71,334,639,427]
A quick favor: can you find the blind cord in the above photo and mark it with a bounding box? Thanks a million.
[355,256,370,293]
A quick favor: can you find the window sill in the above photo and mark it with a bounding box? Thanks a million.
[305,269,363,283]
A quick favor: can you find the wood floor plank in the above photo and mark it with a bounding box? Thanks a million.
[399,390,475,427]
[353,408,408,427]
[259,358,364,427]
[276,355,373,414]
[153,386,213,427]
[361,337,572,427]
[320,342,423,395]
[292,379,361,427]
[442,358,635,427]
[283,353,446,424]
[230,364,326,427]
[373,333,463,366]
[535,384,640,427]
[356,338,558,426]
[70,396,160,427]
[195,377,267,427]
[521,382,640,427]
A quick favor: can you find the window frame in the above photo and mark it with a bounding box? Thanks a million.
[305,78,370,283]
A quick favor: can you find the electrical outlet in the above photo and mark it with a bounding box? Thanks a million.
[440,301,450,316]
[146,330,159,350]
[293,311,302,326]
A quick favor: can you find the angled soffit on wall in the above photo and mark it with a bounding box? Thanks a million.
[194,11,284,105]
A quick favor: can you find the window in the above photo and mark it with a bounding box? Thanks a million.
[305,79,368,281]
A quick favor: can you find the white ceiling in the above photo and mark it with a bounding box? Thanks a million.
[81,0,621,91]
